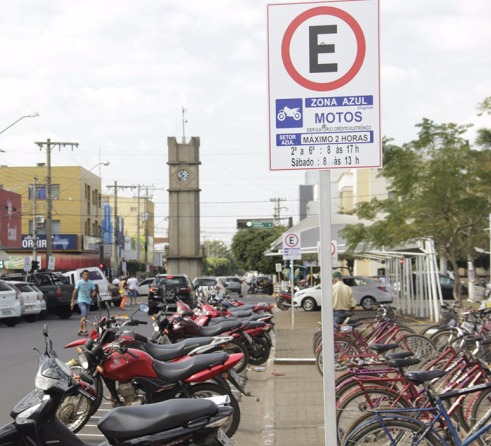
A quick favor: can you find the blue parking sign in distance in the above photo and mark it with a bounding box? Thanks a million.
[276,98,303,128]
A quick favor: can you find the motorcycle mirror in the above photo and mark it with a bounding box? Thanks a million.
[138,304,149,313]
[43,324,49,337]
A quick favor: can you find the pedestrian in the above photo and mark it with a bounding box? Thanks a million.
[332,271,356,325]
[119,277,128,310]
[70,269,96,336]
[126,274,139,306]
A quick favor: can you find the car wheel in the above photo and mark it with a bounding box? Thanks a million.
[302,297,317,312]
[360,296,377,310]
[58,306,73,319]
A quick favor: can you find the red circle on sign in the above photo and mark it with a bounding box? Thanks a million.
[281,6,366,92]
[285,233,299,247]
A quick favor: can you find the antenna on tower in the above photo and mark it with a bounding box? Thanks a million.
[182,106,188,143]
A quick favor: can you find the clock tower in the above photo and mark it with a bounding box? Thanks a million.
[166,136,202,278]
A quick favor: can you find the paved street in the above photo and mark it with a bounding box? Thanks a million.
[0,293,432,445]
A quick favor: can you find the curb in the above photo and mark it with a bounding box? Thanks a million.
[259,333,277,446]
[274,357,315,365]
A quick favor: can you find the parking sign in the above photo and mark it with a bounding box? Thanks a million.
[267,1,380,171]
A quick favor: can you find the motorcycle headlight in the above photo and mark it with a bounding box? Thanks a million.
[78,352,95,370]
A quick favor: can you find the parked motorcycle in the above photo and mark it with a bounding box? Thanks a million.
[151,305,251,373]
[275,289,293,311]
[0,325,235,446]
[63,305,242,437]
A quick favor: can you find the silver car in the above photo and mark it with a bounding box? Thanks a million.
[7,281,43,322]
[293,276,393,311]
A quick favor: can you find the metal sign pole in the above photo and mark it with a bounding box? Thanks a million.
[319,170,336,446]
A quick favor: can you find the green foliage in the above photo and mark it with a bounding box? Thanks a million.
[125,260,146,275]
[340,118,491,277]
[202,239,240,276]
[231,227,286,274]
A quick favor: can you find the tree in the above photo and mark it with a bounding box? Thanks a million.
[202,239,239,276]
[231,227,286,274]
[340,118,491,299]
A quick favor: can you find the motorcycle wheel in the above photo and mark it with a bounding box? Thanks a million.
[182,382,241,438]
[56,366,103,433]
[275,297,289,311]
[222,339,249,374]
[248,336,271,366]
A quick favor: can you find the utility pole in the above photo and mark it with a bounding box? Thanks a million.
[32,177,38,270]
[106,182,135,275]
[270,197,287,226]
[35,139,78,270]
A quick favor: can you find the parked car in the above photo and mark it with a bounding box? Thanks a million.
[29,284,48,320]
[147,274,195,315]
[136,278,154,296]
[292,276,393,312]
[192,276,225,300]
[217,276,242,294]
[62,267,112,306]
[0,279,23,326]
[1,272,74,319]
[251,275,274,295]
[7,281,42,322]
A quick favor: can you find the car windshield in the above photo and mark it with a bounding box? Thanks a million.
[157,277,186,287]
[195,279,217,287]
[225,278,240,283]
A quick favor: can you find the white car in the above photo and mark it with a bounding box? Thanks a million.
[136,278,154,296]
[7,281,43,322]
[292,276,393,312]
[0,279,24,326]
[29,284,48,319]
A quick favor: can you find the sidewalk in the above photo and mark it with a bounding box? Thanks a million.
[252,308,433,446]
[260,308,325,446]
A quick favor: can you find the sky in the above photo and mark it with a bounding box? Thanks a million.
[0,0,489,246]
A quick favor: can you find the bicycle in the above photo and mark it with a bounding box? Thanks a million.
[342,369,491,445]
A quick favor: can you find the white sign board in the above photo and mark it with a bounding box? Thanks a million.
[267,0,380,171]
[24,256,31,272]
[48,256,56,271]
[283,232,302,260]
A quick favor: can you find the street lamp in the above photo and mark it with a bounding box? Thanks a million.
[0,112,39,135]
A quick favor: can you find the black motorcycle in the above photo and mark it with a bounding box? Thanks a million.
[0,325,234,446]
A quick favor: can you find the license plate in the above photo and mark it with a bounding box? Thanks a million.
[1,309,12,316]
[217,429,235,446]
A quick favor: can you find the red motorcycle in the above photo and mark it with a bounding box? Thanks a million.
[175,301,273,366]
[275,289,293,311]
[62,306,242,438]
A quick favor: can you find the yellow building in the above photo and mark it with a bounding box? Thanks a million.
[0,164,104,270]
[103,193,155,264]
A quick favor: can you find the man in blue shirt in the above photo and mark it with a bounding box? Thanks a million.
[70,269,96,335]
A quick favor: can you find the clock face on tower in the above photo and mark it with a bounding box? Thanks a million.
[176,169,190,182]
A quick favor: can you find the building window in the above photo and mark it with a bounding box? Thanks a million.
[28,184,59,200]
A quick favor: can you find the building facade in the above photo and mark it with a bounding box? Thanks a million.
[0,164,104,270]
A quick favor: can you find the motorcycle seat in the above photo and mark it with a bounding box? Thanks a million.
[152,351,229,382]
[196,320,242,336]
[98,398,219,440]
[142,337,216,361]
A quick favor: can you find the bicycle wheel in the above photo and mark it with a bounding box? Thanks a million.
[469,388,491,437]
[397,334,437,362]
[336,387,411,444]
[343,417,444,445]
[334,335,361,371]
[315,343,323,375]
[430,328,461,350]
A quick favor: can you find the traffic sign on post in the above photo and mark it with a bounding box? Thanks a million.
[282,232,302,260]
[267,1,380,171]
